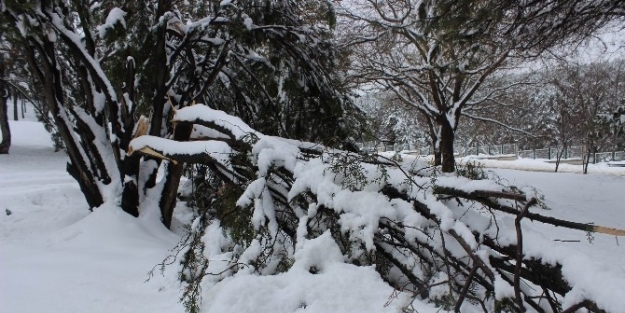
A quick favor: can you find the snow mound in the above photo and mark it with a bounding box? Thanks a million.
[202,233,422,313]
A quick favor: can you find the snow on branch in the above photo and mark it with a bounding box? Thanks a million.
[145,108,625,313]
[172,105,259,140]
[96,7,127,38]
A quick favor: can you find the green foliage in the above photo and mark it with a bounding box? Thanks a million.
[432,293,455,311]
[494,298,518,313]
[218,186,255,246]
[187,164,252,245]
[200,1,364,147]
[371,164,390,187]
[330,157,368,191]
[1,0,38,11]
[455,161,488,180]
[276,257,295,274]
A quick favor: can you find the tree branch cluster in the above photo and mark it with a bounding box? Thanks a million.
[132,105,621,313]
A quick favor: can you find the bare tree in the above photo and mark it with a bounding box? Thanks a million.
[547,60,625,173]
[338,0,625,172]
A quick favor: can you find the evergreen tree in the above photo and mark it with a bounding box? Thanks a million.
[2,0,360,227]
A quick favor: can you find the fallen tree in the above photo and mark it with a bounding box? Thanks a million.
[133,105,624,313]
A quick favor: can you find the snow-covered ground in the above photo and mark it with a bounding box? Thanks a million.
[487,168,625,312]
[461,155,625,176]
[2,113,625,312]
[0,115,184,313]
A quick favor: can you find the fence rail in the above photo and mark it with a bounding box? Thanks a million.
[358,141,624,164]
[517,146,624,163]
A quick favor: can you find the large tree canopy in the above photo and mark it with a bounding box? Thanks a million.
[338,0,625,172]
[1,0,360,227]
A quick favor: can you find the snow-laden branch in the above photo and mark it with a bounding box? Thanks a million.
[172,105,260,140]
[461,112,536,137]
[132,106,625,312]
[42,8,118,107]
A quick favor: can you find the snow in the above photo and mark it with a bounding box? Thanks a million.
[3,108,625,312]
[0,109,418,313]
[97,7,127,38]
[190,124,230,140]
[459,155,625,176]
[200,232,430,313]
[494,274,516,300]
[130,135,234,166]
[173,105,258,140]
[488,168,625,312]
[243,15,253,31]
[0,113,184,313]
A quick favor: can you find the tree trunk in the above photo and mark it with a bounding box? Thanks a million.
[120,59,140,217]
[35,40,104,208]
[159,123,193,228]
[425,115,441,166]
[0,55,10,154]
[434,148,442,166]
[121,153,141,217]
[583,148,591,175]
[13,92,19,121]
[554,142,566,173]
[440,121,456,172]
[0,95,10,154]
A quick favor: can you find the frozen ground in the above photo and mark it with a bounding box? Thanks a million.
[2,112,625,312]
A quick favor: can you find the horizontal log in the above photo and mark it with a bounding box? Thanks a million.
[434,187,625,236]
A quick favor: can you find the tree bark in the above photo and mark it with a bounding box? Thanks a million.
[121,153,141,217]
[583,147,592,174]
[439,120,456,172]
[120,59,140,217]
[141,1,171,194]
[554,142,567,173]
[434,148,442,166]
[0,55,10,154]
[159,122,193,228]
[13,92,19,121]
[0,94,10,154]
